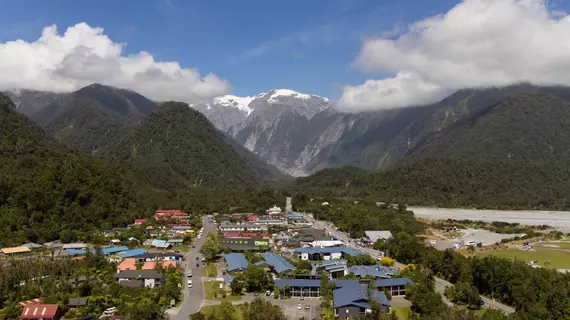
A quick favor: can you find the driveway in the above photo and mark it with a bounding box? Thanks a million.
[167,216,216,320]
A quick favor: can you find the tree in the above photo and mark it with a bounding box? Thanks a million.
[218,299,237,320]
[480,309,509,320]
[230,278,244,295]
[380,257,395,267]
[320,272,333,302]
[244,265,270,292]
[200,233,221,260]
[190,312,206,320]
[444,282,483,310]
[241,298,286,320]
[297,260,312,270]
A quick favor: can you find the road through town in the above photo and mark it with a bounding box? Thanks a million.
[168,217,216,320]
[305,215,515,314]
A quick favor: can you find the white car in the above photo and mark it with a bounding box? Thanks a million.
[187,271,192,277]
[188,280,193,288]
[296,304,302,310]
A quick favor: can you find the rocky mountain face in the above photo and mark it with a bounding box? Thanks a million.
[194,84,570,176]
[4,89,63,117]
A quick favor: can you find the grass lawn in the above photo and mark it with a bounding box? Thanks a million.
[204,281,241,301]
[173,245,190,253]
[199,303,244,319]
[476,247,570,269]
[392,306,412,320]
[202,263,217,277]
[537,242,570,249]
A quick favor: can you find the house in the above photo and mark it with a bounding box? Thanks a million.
[168,239,184,246]
[67,297,88,310]
[1,246,31,255]
[364,231,393,244]
[118,249,147,259]
[266,205,282,215]
[101,246,129,255]
[118,258,137,271]
[219,224,266,232]
[19,304,62,320]
[223,232,270,239]
[295,247,366,261]
[114,270,165,288]
[220,238,270,252]
[333,284,390,319]
[62,243,88,250]
[142,260,177,270]
[274,279,322,297]
[21,243,43,249]
[134,219,148,225]
[142,239,153,246]
[109,239,121,245]
[247,215,260,221]
[224,253,249,273]
[151,240,172,249]
[255,252,296,274]
[253,219,285,226]
[287,214,305,222]
[134,252,183,262]
[309,240,344,248]
[154,209,189,222]
[347,265,395,279]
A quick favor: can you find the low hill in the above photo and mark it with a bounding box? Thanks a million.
[294,159,570,210]
[105,101,266,189]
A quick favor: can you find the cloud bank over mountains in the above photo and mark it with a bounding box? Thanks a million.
[338,0,570,111]
[0,23,230,103]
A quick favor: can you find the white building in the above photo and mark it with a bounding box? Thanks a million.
[266,205,282,215]
[310,240,344,248]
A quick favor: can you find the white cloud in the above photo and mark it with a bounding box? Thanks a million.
[337,0,570,111]
[0,23,230,103]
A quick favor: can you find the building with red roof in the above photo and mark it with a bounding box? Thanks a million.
[247,215,260,221]
[134,219,148,225]
[17,297,45,307]
[223,231,270,239]
[19,304,61,320]
[154,210,189,222]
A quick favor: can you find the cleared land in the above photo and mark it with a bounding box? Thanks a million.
[410,207,570,232]
[475,247,570,269]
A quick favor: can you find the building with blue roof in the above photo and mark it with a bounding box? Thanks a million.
[315,260,347,279]
[255,252,296,274]
[295,246,367,261]
[151,239,172,249]
[101,246,129,255]
[347,265,396,280]
[274,277,413,298]
[333,284,390,318]
[119,249,147,258]
[224,253,249,273]
[64,249,86,255]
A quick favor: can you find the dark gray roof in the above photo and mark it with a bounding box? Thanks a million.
[118,279,144,288]
[136,252,183,259]
[67,297,88,306]
[114,270,164,280]
[274,277,413,290]
[333,285,390,309]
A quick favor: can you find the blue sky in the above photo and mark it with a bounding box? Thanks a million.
[0,0,462,98]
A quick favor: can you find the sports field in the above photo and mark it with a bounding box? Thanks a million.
[475,247,570,269]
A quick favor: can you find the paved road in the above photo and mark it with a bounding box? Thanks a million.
[168,216,216,320]
[305,215,515,314]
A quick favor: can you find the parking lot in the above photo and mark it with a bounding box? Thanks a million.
[432,228,526,250]
[266,296,322,320]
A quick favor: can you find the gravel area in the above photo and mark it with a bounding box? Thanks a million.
[410,206,570,233]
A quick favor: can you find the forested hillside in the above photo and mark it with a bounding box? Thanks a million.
[104,101,264,189]
[294,158,570,210]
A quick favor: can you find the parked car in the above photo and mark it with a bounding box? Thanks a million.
[188,280,192,288]
[187,271,192,277]
[305,305,310,310]
[192,245,195,248]
[196,257,200,260]
[196,263,200,267]
[296,304,302,310]
[254,292,260,297]
[266,290,271,296]
[300,296,305,300]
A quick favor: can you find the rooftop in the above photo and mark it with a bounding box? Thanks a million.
[347,265,395,279]
[333,285,390,309]
[19,304,59,319]
[118,249,147,258]
[258,252,296,273]
[1,246,31,254]
[295,246,366,256]
[114,270,164,280]
[224,253,249,272]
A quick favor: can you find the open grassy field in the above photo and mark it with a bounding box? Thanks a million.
[535,241,570,249]
[204,281,241,301]
[475,247,570,269]
[202,262,217,277]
